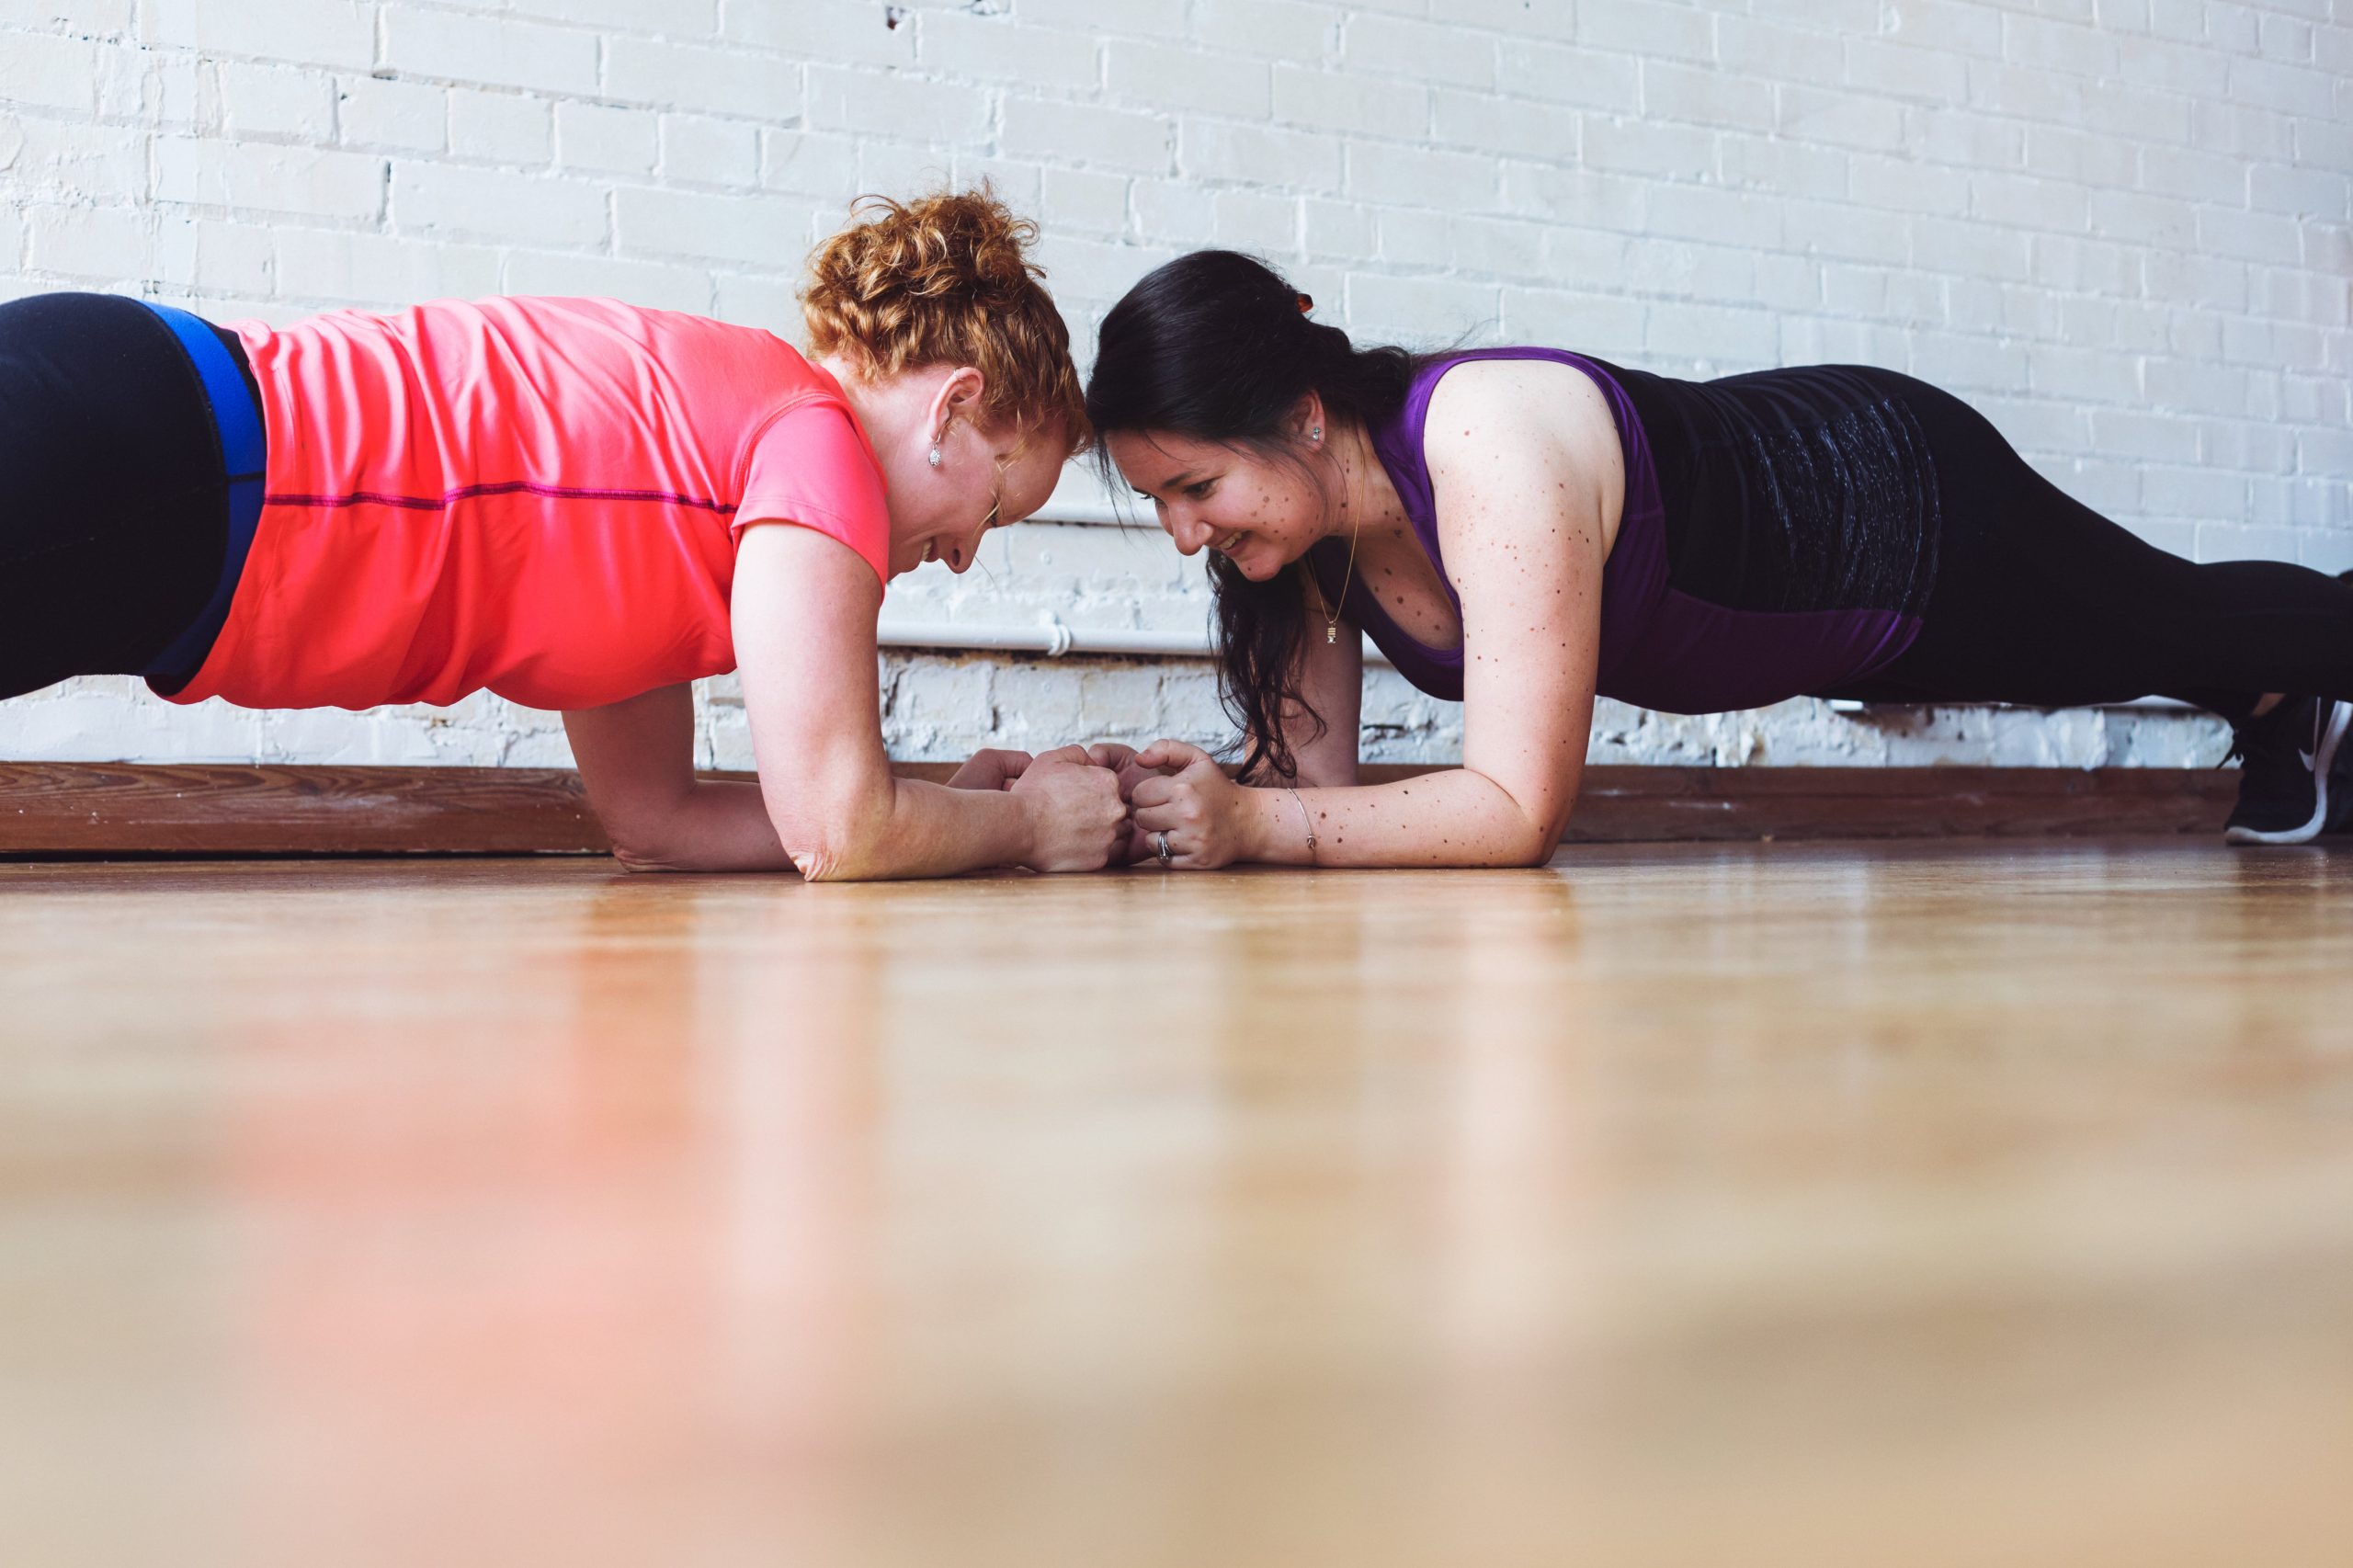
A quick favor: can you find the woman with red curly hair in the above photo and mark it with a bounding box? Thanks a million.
[0,189,1127,880]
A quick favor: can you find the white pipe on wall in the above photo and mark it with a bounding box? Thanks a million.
[877,619,2190,715]
[876,616,1396,665]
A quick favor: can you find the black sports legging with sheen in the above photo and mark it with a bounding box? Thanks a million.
[0,292,245,699]
[1607,361,2351,724]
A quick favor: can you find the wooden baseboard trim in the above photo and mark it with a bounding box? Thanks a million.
[0,761,2238,858]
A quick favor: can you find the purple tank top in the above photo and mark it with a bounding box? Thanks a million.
[1311,347,1923,714]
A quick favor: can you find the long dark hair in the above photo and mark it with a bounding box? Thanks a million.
[1086,251,1419,782]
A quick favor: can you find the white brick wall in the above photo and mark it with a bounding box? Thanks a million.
[4,0,2347,770]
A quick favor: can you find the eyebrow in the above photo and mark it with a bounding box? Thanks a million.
[1132,469,1201,497]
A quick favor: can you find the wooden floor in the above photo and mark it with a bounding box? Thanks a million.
[5,841,2351,1568]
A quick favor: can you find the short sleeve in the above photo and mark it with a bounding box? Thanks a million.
[734,399,892,586]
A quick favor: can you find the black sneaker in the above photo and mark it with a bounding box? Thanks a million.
[2224,695,2351,845]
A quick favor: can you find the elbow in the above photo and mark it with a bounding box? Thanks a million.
[1505,824,1560,869]
[769,786,894,882]
[605,823,688,874]
[1495,801,1570,869]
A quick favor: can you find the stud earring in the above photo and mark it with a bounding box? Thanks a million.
[1309,425,1323,443]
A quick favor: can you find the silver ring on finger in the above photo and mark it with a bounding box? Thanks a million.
[1154,832,1172,867]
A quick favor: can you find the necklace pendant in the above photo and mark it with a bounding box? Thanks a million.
[1325,625,1337,644]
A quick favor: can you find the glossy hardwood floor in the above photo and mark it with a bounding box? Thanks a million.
[4,841,2350,1568]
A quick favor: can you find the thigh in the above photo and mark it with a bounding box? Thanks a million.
[1830,381,2327,710]
[0,293,227,696]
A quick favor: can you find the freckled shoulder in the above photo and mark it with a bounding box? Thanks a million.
[1419,358,1622,519]
[1419,359,1618,481]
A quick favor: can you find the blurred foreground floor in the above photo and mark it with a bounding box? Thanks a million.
[2,842,2350,1568]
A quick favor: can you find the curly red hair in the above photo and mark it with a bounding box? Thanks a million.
[801,186,1090,457]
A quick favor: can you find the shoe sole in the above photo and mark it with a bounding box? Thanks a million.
[2226,699,2353,846]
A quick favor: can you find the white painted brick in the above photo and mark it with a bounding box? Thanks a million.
[154,137,385,221]
[1345,142,1498,210]
[449,91,552,167]
[722,0,910,64]
[6,117,149,203]
[1002,100,1173,175]
[1847,39,1969,105]
[1043,168,1132,238]
[1581,116,1715,182]
[558,102,658,175]
[1968,172,2090,233]
[1344,14,1495,85]
[274,226,502,304]
[154,214,275,297]
[514,0,714,35]
[756,129,858,197]
[0,28,98,111]
[503,249,712,312]
[143,0,375,72]
[1578,0,1713,64]
[1640,62,1774,131]
[1111,43,1270,119]
[216,60,337,141]
[391,162,605,246]
[381,9,599,97]
[605,38,801,120]
[1344,271,1500,338]
[1776,86,1907,152]
[804,65,983,142]
[660,113,759,187]
[1195,0,1341,62]
[1015,0,1183,42]
[338,75,447,153]
[1180,120,1341,193]
[614,185,806,266]
[1428,86,1574,159]
[920,13,1097,90]
[25,203,148,280]
[1495,42,1641,112]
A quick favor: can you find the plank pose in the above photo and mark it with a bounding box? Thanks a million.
[1091,250,2351,869]
[0,191,1129,879]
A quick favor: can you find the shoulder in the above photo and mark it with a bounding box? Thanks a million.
[1421,357,1616,474]
[1419,358,1620,513]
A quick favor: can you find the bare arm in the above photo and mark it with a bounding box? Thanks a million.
[563,683,795,872]
[1274,593,1365,790]
[731,523,1126,881]
[1133,362,1614,870]
[565,523,1126,879]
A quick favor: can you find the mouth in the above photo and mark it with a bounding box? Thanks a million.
[1211,530,1245,556]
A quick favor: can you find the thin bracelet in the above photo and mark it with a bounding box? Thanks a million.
[1285,784,1317,865]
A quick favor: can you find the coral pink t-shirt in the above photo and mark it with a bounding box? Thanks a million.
[160,296,891,711]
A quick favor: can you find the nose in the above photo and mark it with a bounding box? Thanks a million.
[1168,512,1212,557]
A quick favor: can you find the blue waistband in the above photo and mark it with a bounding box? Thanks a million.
[139,301,265,687]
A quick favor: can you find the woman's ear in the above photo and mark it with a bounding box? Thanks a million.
[927,366,988,445]
[1286,390,1328,447]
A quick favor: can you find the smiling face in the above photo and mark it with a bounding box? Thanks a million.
[1106,398,1335,582]
[869,365,1070,577]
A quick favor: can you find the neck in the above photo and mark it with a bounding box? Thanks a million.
[1325,421,1411,548]
[815,353,895,445]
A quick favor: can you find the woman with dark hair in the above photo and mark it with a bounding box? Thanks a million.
[1086,249,2352,869]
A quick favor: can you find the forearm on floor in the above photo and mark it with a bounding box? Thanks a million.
[1242,768,1567,869]
[774,775,1034,882]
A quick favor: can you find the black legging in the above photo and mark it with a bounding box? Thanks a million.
[1603,358,2348,726]
[0,292,244,699]
[1821,376,2342,722]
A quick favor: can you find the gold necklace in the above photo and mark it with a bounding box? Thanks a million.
[1306,460,1365,645]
